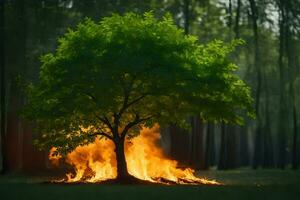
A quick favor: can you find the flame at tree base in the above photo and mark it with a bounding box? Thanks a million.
[49,125,220,185]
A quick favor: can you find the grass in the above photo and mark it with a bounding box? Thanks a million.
[198,168,300,186]
[0,169,300,200]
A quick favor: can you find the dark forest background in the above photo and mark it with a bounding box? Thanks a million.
[0,0,300,174]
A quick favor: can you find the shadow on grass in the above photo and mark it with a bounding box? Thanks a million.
[0,169,299,200]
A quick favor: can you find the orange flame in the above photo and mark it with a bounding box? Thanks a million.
[49,125,219,185]
[49,147,62,167]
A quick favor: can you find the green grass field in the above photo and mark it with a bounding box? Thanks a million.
[0,170,299,200]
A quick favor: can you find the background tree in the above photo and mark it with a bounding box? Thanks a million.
[0,0,6,174]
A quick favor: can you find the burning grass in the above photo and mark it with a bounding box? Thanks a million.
[49,125,220,185]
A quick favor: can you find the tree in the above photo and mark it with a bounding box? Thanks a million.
[23,12,253,181]
[0,0,6,174]
[248,0,263,169]
[234,0,241,39]
[280,0,300,170]
[275,0,300,169]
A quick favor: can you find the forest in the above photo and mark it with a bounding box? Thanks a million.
[0,0,300,199]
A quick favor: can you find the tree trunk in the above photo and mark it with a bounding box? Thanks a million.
[277,1,287,169]
[292,98,298,169]
[226,125,237,169]
[204,123,214,169]
[253,125,262,169]
[189,116,205,170]
[0,0,6,174]
[114,137,130,180]
[263,76,274,168]
[239,125,250,166]
[183,0,190,35]
[284,0,298,170]
[218,124,227,170]
[288,39,298,170]
[248,0,263,169]
[228,0,232,40]
[234,0,241,39]
[169,124,190,166]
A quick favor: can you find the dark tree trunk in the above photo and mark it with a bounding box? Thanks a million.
[15,0,26,171]
[253,125,262,169]
[288,22,298,167]
[2,0,27,172]
[218,124,227,170]
[248,0,263,169]
[218,124,238,169]
[114,137,130,180]
[239,125,250,166]
[234,0,247,168]
[228,0,233,40]
[234,0,241,39]
[209,123,215,166]
[263,77,274,168]
[169,124,190,166]
[277,1,287,169]
[0,0,6,174]
[292,99,298,169]
[183,0,190,35]
[284,0,298,170]
[204,123,214,169]
[226,125,237,169]
[189,116,205,170]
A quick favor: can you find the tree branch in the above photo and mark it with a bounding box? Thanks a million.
[95,115,114,131]
[126,94,148,109]
[89,131,113,140]
[120,114,154,139]
[82,92,97,103]
[97,132,113,140]
[118,93,148,118]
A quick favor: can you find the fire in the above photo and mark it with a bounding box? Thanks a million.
[49,125,219,185]
[49,147,62,167]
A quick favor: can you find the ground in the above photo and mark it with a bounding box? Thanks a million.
[0,169,299,200]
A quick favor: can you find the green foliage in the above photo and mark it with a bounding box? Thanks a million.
[23,12,254,153]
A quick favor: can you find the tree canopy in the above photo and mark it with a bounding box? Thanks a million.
[23,12,253,154]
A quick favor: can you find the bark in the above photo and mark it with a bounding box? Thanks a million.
[114,136,130,180]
